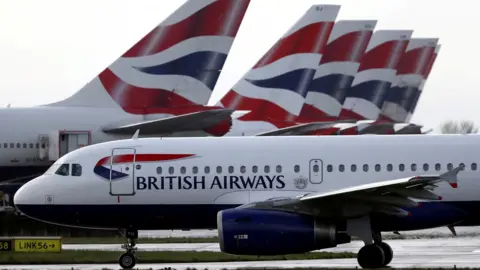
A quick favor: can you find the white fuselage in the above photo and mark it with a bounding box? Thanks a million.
[13,134,480,231]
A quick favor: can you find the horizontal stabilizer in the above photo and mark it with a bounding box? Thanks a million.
[255,119,356,136]
[103,108,234,135]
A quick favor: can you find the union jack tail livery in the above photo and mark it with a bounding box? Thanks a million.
[339,30,413,121]
[299,20,377,120]
[380,38,439,123]
[48,0,250,116]
[218,5,340,126]
[405,44,441,122]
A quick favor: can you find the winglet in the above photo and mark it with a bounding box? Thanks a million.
[440,165,463,188]
[132,129,140,140]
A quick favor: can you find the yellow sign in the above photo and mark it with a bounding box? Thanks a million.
[14,238,62,252]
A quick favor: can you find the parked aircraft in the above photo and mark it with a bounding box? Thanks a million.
[14,133,471,269]
[0,0,250,182]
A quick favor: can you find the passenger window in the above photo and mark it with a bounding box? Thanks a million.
[363,164,369,172]
[387,164,393,172]
[252,165,258,173]
[23,143,27,148]
[313,164,319,172]
[29,143,33,148]
[375,164,381,172]
[216,166,222,174]
[339,164,345,172]
[55,164,70,176]
[351,164,357,172]
[36,143,39,149]
[423,163,429,171]
[228,166,234,173]
[168,167,174,174]
[10,143,14,148]
[180,167,186,174]
[435,163,441,171]
[3,143,7,148]
[41,143,46,149]
[294,165,300,173]
[72,164,82,176]
[447,163,453,170]
[411,163,417,171]
[327,165,333,172]
[264,165,270,173]
[240,166,246,173]
[276,165,282,173]
[204,166,210,174]
[16,143,20,148]
[399,164,405,171]
[192,166,198,174]
[459,163,465,171]
[472,163,477,171]
[156,167,162,174]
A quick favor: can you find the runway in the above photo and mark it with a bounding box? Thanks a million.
[3,237,480,269]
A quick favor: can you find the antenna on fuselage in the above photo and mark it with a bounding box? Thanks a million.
[132,129,140,140]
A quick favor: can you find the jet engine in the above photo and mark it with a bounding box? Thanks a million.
[217,208,351,255]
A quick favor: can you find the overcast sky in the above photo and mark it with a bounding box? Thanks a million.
[0,0,477,130]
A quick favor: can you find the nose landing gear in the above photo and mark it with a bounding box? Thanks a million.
[119,226,138,269]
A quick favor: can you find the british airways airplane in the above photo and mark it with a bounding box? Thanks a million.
[14,132,473,269]
[0,0,250,182]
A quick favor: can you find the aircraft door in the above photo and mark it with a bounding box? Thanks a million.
[109,148,136,196]
[309,159,323,184]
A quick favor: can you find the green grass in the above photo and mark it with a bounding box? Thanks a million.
[61,236,219,244]
[0,250,355,265]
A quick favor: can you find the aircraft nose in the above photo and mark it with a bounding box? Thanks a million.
[14,176,43,214]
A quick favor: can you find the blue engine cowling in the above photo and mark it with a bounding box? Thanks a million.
[217,208,351,255]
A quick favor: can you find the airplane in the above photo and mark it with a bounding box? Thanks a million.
[14,132,473,269]
[0,0,250,182]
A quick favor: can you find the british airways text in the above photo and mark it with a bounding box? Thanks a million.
[136,175,286,190]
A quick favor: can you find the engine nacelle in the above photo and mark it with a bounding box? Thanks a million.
[217,208,351,255]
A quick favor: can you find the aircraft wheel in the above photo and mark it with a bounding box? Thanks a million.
[119,252,136,269]
[379,242,393,266]
[357,244,385,269]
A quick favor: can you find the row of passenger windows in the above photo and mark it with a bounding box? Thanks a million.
[156,164,295,175]
[0,142,46,149]
[325,162,476,173]
[155,162,476,175]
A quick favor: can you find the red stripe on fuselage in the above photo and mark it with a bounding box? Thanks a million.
[96,154,195,167]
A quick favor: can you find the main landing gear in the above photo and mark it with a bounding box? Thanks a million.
[119,226,138,269]
[346,216,393,269]
[357,234,393,268]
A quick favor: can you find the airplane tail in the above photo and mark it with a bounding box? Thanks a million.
[339,30,413,121]
[405,44,441,122]
[218,5,340,124]
[380,38,439,122]
[46,0,250,115]
[299,20,376,120]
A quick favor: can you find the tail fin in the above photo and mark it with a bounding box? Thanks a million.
[299,20,376,120]
[218,5,340,124]
[339,30,413,120]
[47,0,250,114]
[405,44,441,122]
[380,38,439,122]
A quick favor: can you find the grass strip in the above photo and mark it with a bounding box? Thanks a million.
[0,250,355,265]
[62,237,219,244]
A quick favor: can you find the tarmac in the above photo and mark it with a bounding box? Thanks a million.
[3,237,480,269]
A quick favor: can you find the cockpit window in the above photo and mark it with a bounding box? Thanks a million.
[72,164,82,176]
[55,164,70,176]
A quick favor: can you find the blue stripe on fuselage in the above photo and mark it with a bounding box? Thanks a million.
[15,201,479,231]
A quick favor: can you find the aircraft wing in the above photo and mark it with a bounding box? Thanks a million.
[239,166,462,218]
[255,120,356,136]
[102,108,235,135]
